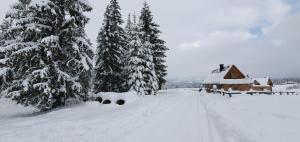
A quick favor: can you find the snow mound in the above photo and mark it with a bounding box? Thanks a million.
[0,98,38,119]
[90,91,139,105]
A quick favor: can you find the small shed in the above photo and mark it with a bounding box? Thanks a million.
[203,64,253,92]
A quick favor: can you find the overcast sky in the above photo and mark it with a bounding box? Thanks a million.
[1,0,300,80]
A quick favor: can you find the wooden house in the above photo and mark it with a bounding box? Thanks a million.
[203,64,253,92]
[251,77,273,91]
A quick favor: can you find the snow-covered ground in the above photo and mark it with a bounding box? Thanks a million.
[0,88,300,142]
[273,83,300,92]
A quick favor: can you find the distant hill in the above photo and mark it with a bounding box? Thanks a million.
[166,77,203,89]
[272,78,300,85]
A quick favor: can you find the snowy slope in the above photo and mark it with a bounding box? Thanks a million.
[1,89,300,142]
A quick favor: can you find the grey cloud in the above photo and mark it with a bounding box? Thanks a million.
[1,0,299,80]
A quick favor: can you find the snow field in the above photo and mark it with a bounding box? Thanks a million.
[200,93,300,142]
[1,88,300,142]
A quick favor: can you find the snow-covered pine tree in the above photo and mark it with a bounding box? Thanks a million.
[126,14,158,95]
[0,19,11,46]
[139,1,168,90]
[0,19,13,95]
[125,14,133,34]
[93,0,126,93]
[122,13,133,91]
[141,36,159,95]
[62,0,94,97]
[0,0,32,97]
[3,0,93,111]
[126,14,146,95]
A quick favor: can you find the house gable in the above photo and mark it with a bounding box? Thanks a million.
[224,65,246,79]
[267,79,273,87]
[203,64,253,85]
[253,80,260,85]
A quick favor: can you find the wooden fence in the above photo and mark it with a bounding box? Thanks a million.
[200,88,299,98]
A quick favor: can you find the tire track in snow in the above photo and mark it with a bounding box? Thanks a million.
[121,89,204,142]
[201,95,257,142]
[198,94,222,142]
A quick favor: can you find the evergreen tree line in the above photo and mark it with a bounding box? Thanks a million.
[0,0,168,111]
[93,0,168,96]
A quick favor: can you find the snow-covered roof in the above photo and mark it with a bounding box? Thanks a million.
[203,65,253,85]
[252,77,271,86]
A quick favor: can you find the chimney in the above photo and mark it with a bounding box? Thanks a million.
[220,64,224,71]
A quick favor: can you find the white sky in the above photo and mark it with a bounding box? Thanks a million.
[1,0,300,80]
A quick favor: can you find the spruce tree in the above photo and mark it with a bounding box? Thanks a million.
[122,13,133,91]
[0,0,31,97]
[126,14,158,95]
[125,14,133,34]
[141,36,159,95]
[61,0,94,97]
[2,0,93,111]
[126,15,146,95]
[93,0,126,93]
[0,19,13,95]
[139,2,168,90]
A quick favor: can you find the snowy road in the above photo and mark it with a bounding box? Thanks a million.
[1,89,300,142]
